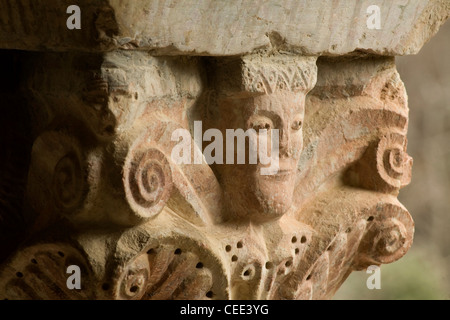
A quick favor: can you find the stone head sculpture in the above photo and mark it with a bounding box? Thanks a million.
[205,55,317,223]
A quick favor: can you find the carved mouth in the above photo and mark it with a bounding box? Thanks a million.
[276,169,293,176]
[260,169,294,181]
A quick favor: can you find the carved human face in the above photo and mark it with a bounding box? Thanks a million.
[214,91,305,223]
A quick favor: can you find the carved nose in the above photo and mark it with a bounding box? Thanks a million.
[279,129,290,157]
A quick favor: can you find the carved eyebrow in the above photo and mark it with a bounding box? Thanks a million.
[252,110,281,125]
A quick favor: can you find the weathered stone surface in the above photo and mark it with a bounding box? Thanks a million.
[0,51,415,299]
[0,0,448,55]
[0,0,447,301]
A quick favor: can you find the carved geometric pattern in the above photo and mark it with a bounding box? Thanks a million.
[242,56,318,94]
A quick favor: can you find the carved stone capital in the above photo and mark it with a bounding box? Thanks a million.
[0,51,417,300]
[1,0,447,301]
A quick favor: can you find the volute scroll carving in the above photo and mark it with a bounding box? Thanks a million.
[375,133,413,190]
[347,132,413,194]
[25,131,89,227]
[123,144,173,220]
[354,201,414,268]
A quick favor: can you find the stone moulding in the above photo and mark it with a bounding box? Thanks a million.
[0,0,448,55]
[0,1,448,300]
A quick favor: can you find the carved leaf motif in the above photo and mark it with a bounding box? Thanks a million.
[112,242,226,300]
[0,243,94,300]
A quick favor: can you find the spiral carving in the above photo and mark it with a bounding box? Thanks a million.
[27,131,88,215]
[118,255,150,300]
[354,202,414,267]
[53,152,85,212]
[124,146,173,219]
[376,133,412,189]
[370,216,411,264]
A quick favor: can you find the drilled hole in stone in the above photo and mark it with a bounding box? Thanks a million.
[104,126,114,135]
[225,245,232,252]
[265,262,273,269]
[206,291,214,298]
[57,251,65,257]
[300,236,307,244]
[231,255,238,262]
[31,259,37,264]
[196,262,204,269]
[243,269,252,277]
[236,241,243,249]
[291,236,298,243]
[306,274,312,281]
[130,285,139,293]
[295,248,300,255]
[285,260,293,267]
[147,248,155,254]
[16,272,23,278]
[174,248,182,255]
[367,216,374,222]
[102,283,110,291]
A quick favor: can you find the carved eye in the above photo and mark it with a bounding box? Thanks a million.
[248,117,273,132]
[291,119,303,130]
